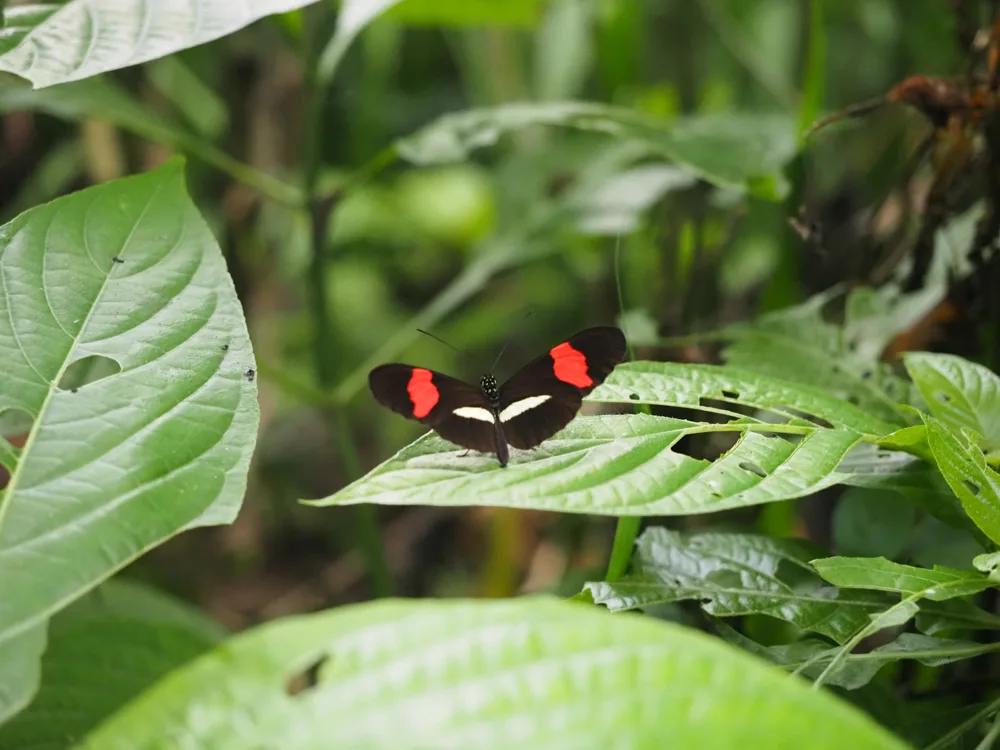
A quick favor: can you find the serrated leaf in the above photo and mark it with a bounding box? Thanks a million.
[78,598,909,750]
[0,623,46,725]
[0,160,257,679]
[590,361,898,436]
[308,414,861,516]
[586,528,892,643]
[905,353,1000,450]
[925,417,1000,545]
[811,557,990,601]
[0,580,224,747]
[396,103,797,200]
[0,0,321,88]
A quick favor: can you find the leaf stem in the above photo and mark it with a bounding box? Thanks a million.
[301,5,392,598]
[604,516,642,582]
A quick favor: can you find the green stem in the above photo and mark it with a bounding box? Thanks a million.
[604,516,642,582]
[301,5,392,598]
[176,134,302,206]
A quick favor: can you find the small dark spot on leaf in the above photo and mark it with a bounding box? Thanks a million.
[629,393,640,401]
[221,344,229,351]
[71,388,78,394]
[722,389,739,400]
[963,479,981,496]
[710,491,722,498]
[847,395,859,405]
[936,392,952,404]
[860,369,873,380]
[112,256,124,264]
[245,368,256,382]
[739,461,767,478]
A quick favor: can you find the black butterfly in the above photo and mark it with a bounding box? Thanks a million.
[368,327,627,466]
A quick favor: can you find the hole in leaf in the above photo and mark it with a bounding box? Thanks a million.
[721,389,740,400]
[285,655,328,696]
[936,392,952,404]
[860,370,873,380]
[57,355,121,391]
[803,414,834,429]
[739,461,768,478]
[0,408,34,486]
[671,434,699,457]
[847,395,859,405]
[629,393,640,401]
[963,479,981,496]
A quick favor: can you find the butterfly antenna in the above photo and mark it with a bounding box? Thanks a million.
[416,328,468,359]
[490,310,533,372]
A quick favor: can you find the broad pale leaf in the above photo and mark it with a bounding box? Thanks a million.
[586,528,892,643]
[925,417,1000,545]
[811,557,990,601]
[905,353,1000,450]
[0,580,224,748]
[0,0,321,88]
[590,361,898,436]
[79,598,909,750]
[0,623,46,725]
[308,414,862,516]
[0,160,257,662]
[396,103,797,200]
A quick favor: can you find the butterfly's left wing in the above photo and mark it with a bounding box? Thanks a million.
[498,326,627,450]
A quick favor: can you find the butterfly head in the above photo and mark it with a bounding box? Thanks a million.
[481,373,500,405]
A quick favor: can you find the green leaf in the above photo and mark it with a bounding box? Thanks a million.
[916,597,1000,635]
[0,579,224,747]
[0,623,46,725]
[0,159,257,675]
[811,557,990,601]
[586,528,892,643]
[720,623,997,691]
[79,598,909,750]
[396,103,797,200]
[0,0,324,88]
[925,417,1000,545]
[905,353,1000,450]
[589,360,898,436]
[387,0,545,26]
[308,414,862,516]
[719,287,925,425]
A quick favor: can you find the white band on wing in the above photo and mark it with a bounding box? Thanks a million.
[452,406,495,423]
[499,394,551,422]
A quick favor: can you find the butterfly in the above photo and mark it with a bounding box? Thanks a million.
[368,327,627,466]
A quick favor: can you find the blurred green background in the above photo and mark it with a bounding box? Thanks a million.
[0,0,977,628]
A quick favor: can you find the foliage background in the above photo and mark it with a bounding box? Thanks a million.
[2,0,1000,747]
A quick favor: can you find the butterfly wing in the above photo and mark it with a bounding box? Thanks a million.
[498,327,627,450]
[368,364,497,453]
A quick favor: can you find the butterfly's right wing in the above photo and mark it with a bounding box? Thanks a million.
[368,364,497,453]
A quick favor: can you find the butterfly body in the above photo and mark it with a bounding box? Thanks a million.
[368,327,626,467]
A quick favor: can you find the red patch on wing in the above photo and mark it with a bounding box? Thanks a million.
[407,368,439,418]
[550,342,592,388]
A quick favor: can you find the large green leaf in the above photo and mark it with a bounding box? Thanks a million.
[307,414,861,515]
[0,159,257,684]
[395,103,797,200]
[925,417,1000,545]
[586,528,892,644]
[0,579,225,748]
[0,0,324,88]
[589,361,898,436]
[0,623,46,725]
[811,557,991,601]
[905,353,1000,451]
[78,598,909,750]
